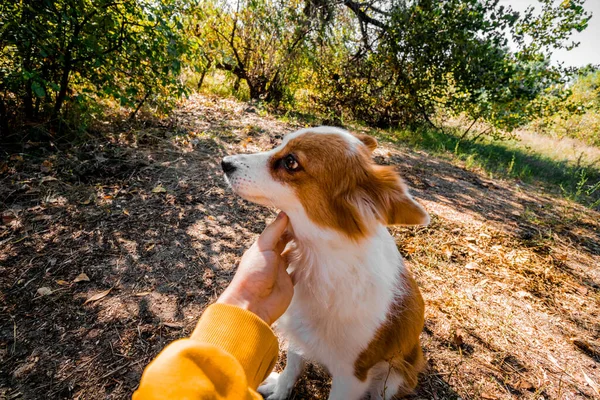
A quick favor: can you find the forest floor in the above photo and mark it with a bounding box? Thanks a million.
[1,94,600,400]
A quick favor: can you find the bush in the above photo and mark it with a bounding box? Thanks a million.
[0,0,190,138]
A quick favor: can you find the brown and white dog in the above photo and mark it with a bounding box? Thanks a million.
[221,127,429,399]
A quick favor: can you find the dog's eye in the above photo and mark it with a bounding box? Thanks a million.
[283,154,300,172]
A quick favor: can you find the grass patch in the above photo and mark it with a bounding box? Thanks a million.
[373,125,600,209]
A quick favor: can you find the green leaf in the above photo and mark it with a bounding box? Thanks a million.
[31,81,45,98]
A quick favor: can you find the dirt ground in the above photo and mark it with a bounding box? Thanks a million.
[1,95,599,400]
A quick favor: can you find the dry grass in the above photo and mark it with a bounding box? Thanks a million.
[516,130,600,170]
[1,94,599,399]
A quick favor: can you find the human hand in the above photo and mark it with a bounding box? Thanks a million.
[217,212,293,325]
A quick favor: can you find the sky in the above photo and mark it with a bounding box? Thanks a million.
[500,0,600,67]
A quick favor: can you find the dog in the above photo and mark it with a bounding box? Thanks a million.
[221,126,429,400]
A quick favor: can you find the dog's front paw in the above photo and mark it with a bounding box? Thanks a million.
[258,372,291,400]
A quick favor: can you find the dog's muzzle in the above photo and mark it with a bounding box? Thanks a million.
[221,157,237,175]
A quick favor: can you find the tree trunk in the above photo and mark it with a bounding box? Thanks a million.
[247,77,268,100]
[129,91,151,120]
[197,60,212,90]
[0,99,9,137]
[24,81,34,120]
[53,53,72,120]
[459,115,480,141]
[248,81,260,100]
[198,70,208,90]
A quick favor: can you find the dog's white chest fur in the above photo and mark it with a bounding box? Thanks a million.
[276,225,402,376]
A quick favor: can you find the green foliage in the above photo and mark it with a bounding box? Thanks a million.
[0,0,594,144]
[0,0,190,137]
[531,67,600,146]
[190,0,323,104]
[374,125,600,209]
[311,0,519,127]
[304,0,590,132]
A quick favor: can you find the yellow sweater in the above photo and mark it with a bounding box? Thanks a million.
[133,303,279,400]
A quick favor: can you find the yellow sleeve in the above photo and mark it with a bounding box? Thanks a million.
[133,303,279,400]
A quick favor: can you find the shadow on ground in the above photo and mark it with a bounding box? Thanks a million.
[1,95,599,399]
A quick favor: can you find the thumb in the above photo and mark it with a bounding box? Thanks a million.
[257,212,289,251]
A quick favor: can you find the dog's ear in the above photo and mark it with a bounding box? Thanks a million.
[356,135,377,152]
[362,166,430,226]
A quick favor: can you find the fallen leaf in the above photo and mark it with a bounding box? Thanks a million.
[40,176,57,183]
[103,195,113,200]
[10,154,24,162]
[465,236,477,243]
[83,288,111,305]
[465,262,478,270]
[475,278,489,287]
[466,243,483,254]
[404,244,416,254]
[515,379,534,391]
[56,280,70,286]
[443,246,453,260]
[555,253,568,261]
[480,393,498,400]
[162,322,184,329]
[583,371,600,396]
[548,353,562,371]
[516,290,533,299]
[152,185,166,193]
[453,331,464,347]
[2,212,17,225]
[134,292,152,297]
[40,160,53,173]
[37,287,53,296]
[123,209,130,216]
[73,273,90,283]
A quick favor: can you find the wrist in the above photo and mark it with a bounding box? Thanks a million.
[217,289,271,325]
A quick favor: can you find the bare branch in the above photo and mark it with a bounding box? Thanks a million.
[342,0,387,30]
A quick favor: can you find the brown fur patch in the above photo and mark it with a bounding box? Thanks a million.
[362,166,430,226]
[268,131,429,239]
[268,132,373,239]
[353,269,425,395]
[356,134,378,152]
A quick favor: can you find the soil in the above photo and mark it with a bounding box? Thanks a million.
[1,94,599,399]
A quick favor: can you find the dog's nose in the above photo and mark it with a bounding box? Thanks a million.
[221,159,237,174]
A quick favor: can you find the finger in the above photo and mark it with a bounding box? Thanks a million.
[278,260,295,287]
[275,231,293,255]
[281,247,293,266]
[257,212,289,251]
[290,268,299,286]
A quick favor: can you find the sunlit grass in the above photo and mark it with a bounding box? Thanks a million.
[370,124,600,209]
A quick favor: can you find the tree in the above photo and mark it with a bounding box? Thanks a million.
[193,0,327,103]
[308,0,590,131]
[0,0,190,137]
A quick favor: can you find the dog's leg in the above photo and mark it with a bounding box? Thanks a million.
[258,348,305,400]
[328,374,370,400]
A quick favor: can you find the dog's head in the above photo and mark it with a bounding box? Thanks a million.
[222,127,429,239]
